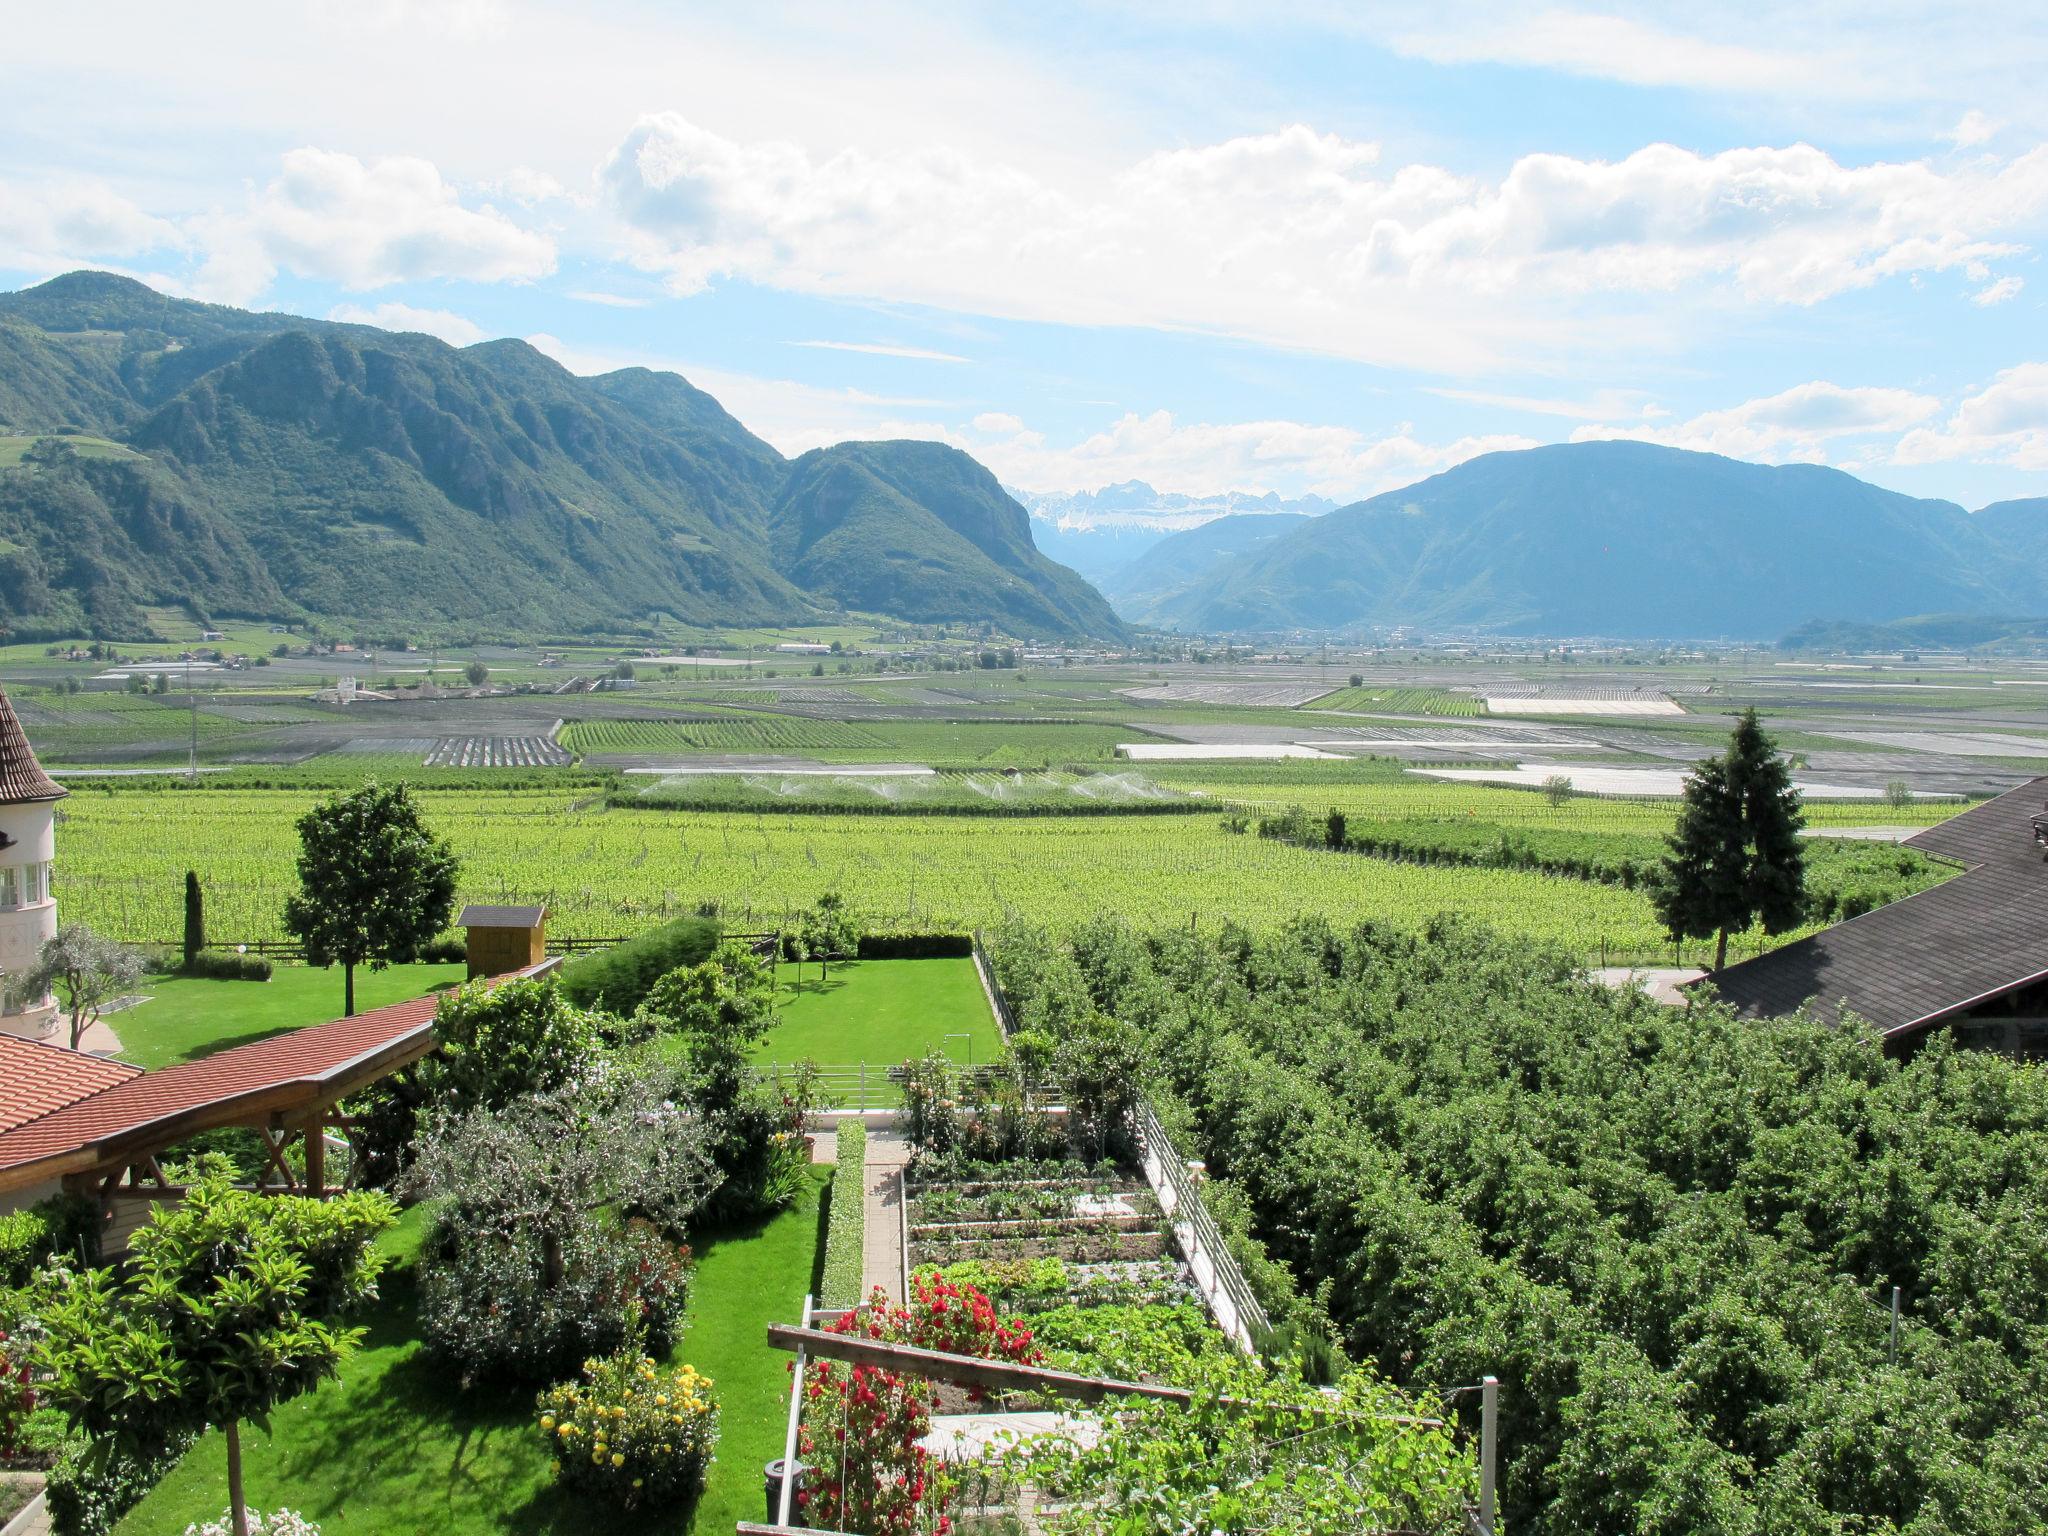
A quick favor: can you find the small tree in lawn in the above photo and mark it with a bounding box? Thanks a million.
[806,890,859,980]
[1653,709,1807,970]
[33,1180,395,1536]
[4,923,146,1050]
[282,782,459,1016]
[183,870,206,968]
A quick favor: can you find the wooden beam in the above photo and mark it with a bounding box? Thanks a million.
[766,1325,1443,1427]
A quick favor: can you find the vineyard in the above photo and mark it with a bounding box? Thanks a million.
[58,785,1887,965]
[1304,685,1487,716]
[627,768,1212,814]
[563,715,1144,765]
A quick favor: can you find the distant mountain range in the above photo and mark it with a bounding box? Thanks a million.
[0,272,1123,642]
[1099,442,2048,639]
[1011,482,1334,585]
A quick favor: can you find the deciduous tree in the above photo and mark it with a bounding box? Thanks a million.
[4,923,146,1049]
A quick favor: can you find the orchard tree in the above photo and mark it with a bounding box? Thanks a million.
[34,1181,394,1536]
[282,782,459,1015]
[1654,709,1807,970]
[4,923,146,1049]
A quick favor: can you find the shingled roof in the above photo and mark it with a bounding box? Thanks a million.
[0,1035,141,1134]
[1703,777,2048,1041]
[0,685,65,805]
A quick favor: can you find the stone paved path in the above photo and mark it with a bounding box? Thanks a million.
[862,1127,910,1301]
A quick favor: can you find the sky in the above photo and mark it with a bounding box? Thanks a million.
[2,0,2045,509]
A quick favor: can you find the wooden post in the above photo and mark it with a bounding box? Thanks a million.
[301,1116,326,1198]
[1478,1375,1499,1535]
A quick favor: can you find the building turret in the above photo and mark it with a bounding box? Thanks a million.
[0,687,64,1040]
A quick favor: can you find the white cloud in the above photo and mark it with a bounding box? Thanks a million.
[1949,110,1999,146]
[791,339,972,363]
[1390,10,1822,95]
[188,148,556,303]
[1894,363,2048,470]
[1572,380,1942,461]
[1424,385,1655,420]
[1971,274,2024,305]
[0,179,183,272]
[565,289,649,307]
[599,114,2048,372]
[326,300,487,345]
[971,409,1538,500]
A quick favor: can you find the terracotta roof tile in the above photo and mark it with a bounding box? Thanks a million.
[0,1035,141,1133]
[0,686,65,805]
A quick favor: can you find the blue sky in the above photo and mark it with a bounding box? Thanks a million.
[2,0,2044,508]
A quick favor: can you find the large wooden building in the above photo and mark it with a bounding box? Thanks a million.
[1704,777,2048,1055]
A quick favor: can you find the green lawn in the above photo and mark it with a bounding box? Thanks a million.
[116,1167,832,1535]
[757,957,1001,1067]
[110,963,467,1069]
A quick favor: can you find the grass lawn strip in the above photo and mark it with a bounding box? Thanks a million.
[757,957,1001,1067]
[108,963,467,1069]
[114,1168,831,1535]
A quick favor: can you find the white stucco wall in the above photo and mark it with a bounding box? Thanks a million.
[0,799,59,1038]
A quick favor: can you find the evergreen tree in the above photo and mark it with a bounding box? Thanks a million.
[182,870,205,968]
[1654,709,1807,970]
[281,782,460,1015]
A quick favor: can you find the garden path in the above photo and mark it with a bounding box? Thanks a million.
[862,1127,910,1300]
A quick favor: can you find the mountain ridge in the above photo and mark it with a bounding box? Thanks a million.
[0,272,1124,642]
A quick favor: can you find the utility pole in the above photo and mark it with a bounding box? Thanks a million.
[186,653,197,783]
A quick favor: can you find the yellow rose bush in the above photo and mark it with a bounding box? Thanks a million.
[536,1350,718,1509]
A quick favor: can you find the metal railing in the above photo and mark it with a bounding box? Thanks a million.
[970,929,1018,1038]
[1132,1098,1270,1354]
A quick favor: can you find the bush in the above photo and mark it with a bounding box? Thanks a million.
[408,932,468,965]
[178,949,273,982]
[820,1121,867,1308]
[0,1325,36,1458]
[0,1194,99,1287]
[855,933,971,959]
[45,1431,193,1536]
[537,1351,717,1511]
[558,918,721,1014]
[183,1513,323,1536]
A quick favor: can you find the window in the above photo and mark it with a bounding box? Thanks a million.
[23,862,47,904]
[0,866,15,910]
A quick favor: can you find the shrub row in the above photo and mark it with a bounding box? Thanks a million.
[0,1193,99,1287]
[855,933,972,959]
[177,948,274,982]
[820,1120,867,1308]
[557,916,721,1014]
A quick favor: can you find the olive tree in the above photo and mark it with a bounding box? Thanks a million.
[33,1182,395,1536]
[4,923,146,1049]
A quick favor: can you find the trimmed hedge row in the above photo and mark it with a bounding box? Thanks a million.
[820,1119,867,1308]
[855,933,972,960]
[178,948,274,981]
[558,916,721,1014]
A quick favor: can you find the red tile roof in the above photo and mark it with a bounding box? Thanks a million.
[0,1036,141,1134]
[0,686,65,805]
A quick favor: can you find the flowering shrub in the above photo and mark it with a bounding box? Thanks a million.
[538,1351,718,1510]
[0,1327,36,1460]
[183,1511,322,1536]
[797,1280,1040,1535]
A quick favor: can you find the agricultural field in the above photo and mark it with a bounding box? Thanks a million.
[566,715,1148,765]
[1303,685,1487,716]
[57,783,1905,967]
[628,768,1209,814]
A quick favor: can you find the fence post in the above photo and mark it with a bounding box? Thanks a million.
[1479,1375,1499,1535]
[775,1292,813,1528]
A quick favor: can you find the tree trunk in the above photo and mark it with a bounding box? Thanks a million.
[542,1229,565,1290]
[344,961,356,1018]
[1714,927,1729,972]
[226,1418,249,1536]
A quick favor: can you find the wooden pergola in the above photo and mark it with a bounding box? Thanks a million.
[0,961,555,1246]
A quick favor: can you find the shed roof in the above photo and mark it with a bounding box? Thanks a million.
[458,904,546,928]
[0,1036,141,1134]
[1702,777,2048,1040]
[0,687,65,805]
[0,962,554,1191]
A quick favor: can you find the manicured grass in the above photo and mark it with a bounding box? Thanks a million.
[757,957,1001,1067]
[111,963,466,1069]
[116,1167,832,1535]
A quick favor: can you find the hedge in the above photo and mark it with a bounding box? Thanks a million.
[820,1119,867,1308]
[855,933,972,960]
[178,948,274,982]
[558,916,721,1014]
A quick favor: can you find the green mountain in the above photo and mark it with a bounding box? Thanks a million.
[1973,495,2047,550]
[1147,441,2048,639]
[0,272,1123,641]
[1099,511,1313,624]
[1778,614,2048,652]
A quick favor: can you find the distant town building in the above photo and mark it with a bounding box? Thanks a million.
[0,686,65,1041]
